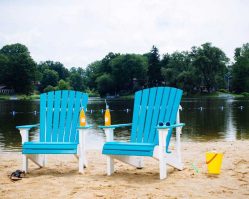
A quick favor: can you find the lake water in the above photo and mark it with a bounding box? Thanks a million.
[0,97,249,152]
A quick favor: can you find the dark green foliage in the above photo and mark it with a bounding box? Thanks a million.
[69,67,86,91]
[38,61,69,80]
[1,42,248,96]
[40,69,59,90]
[161,51,196,94]
[96,73,115,97]
[85,53,148,96]
[191,43,229,92]
[232,43,249,93]
[44,85,56,93]
[0,43,36,94]
[85,61,102,90]
[57,79,71,90]
[110,54,148,92]
[147,46,162,86]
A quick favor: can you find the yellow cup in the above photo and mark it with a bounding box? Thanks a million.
[206,152,223,174]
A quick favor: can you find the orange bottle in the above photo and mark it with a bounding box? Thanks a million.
[104,100,111,126]
[79,108,86,126]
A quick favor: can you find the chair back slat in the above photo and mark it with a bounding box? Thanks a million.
[40,94,46,142]
[130,91,142,142]
[64,92,76,142]
[58,91,69,142]
[153,88,177,144]
[52,91,61,142]
[69,92,82,142]
[130,87,183,145]
[46,92,54,142]
[136,89,150,142]
[39,90,88,143]
[164,89,183,150]
[147,87,164,143]
[143,87,157,142]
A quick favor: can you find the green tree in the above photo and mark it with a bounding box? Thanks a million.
[44,85,56,92]
[161,51,193,88]
[56,79,71,90]
[38,61,69,80]
[0,54,8,84]
[232,43,249,93]
[0,43,37,94]
[110,54,148,93]
[147,46,162,86]
[69,67,87,91]
[96,73,115,97]
[69,73,85,91]
[85,61,102,90]
[40,69,59,91]
[100,52,120,73]
[191,43,229,92]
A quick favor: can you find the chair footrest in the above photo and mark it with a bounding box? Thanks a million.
[23,142,78,154]
[102,142,156,156]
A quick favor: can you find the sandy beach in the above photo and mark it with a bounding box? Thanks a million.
[0,140,249,199]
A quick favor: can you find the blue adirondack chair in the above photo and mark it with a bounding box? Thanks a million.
[99,87,185,179]
[16,90,91,173]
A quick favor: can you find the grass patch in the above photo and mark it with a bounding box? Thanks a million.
[17,94,40,100]
[119,94,134,100]
[0,95,10,100]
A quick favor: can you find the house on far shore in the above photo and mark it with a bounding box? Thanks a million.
[0,85,14,95]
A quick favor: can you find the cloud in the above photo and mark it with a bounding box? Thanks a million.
[0,0,248,68]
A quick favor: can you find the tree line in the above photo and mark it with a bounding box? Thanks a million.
[0,42,249,96]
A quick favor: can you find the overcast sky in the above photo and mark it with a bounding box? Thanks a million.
[0,0,248,68]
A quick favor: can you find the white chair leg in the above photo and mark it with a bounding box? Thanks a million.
[158,129,169,179]
[43,154,46,167]
[78,129,87,172]
[83,152,88,168]
[22,154,28,173]
[107,156,114,175]
[159,152,167,180]
[79,153,84,173]
[137,157,144,169]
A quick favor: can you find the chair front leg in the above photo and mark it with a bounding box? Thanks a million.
[104,128,114,175]
[78,129,88,173]
[158,129,169,180]
[19,129,29,173]
[176,126,183,168]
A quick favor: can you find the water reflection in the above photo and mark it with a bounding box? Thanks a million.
[0,97,249,152]
[224,98,236,141]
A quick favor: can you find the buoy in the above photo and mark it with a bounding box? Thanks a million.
[104,99,111,126]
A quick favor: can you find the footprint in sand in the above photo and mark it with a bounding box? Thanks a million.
[234,159,249,175]
[70,186,82,196]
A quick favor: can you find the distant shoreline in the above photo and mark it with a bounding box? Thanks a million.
[0,91,247,101]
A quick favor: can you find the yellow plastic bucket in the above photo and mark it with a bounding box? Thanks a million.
[206,152,223,174]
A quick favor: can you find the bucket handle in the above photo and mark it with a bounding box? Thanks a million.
[206,153,218,164]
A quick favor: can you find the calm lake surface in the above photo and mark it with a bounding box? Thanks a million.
[0,97,249,152]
